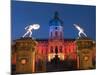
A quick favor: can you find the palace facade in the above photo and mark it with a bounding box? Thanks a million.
[11,12,96,73]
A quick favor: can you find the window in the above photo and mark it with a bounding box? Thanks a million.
[60,46,62,52]
[55,27,58,30]
[55,46,58,54]
[50,46,53,53]
[51,32,52,37]
[55,31,58,36]
[60,32,63,39]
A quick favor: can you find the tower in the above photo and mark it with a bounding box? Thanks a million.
[49,12,63,40]
[48,12,64,61]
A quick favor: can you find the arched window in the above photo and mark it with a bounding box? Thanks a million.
[50,46,53,53]
[55,46,58,54]
[55,31,58,37]
[60,32,63,39]
[51,32,52,38]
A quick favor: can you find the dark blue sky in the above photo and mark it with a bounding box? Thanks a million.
[11,1,96,40]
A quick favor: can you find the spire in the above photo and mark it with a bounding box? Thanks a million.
[54,11,59,19]
[49,11,63,26]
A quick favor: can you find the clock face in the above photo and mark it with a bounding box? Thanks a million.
[84,56,89,61]
[20,58,27,65]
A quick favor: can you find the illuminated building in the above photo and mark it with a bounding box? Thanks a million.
[36,12,77,62]
[11,12,96,73]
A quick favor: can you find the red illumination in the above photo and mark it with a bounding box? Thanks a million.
[36,40,77,60]
[12,53,16,64]
[12,40,77,65]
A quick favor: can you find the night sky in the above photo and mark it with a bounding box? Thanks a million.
[11,1,96,40]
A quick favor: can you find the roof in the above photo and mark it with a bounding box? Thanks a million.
[49,11,63,26]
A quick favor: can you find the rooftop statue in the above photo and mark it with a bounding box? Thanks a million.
[73,24,87,38]
[22,24,40,38]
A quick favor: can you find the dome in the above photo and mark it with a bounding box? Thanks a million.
[49,12,63,26]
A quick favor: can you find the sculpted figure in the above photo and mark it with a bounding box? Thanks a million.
[23,24,40,38]
[73,24,87,37]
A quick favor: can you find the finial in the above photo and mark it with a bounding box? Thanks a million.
[54,11,59,19]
